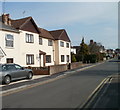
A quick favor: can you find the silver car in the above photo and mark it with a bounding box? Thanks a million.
[0,64,33,84]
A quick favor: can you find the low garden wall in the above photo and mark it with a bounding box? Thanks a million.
[25,66,49,75]
[48,64,68,75]
[25,62,84,75]
[70,62,83,69]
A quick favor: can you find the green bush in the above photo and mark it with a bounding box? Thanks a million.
[71,54,77,62]
[75,54,82,62]
[90,54,97,63]
[83,54,97,63]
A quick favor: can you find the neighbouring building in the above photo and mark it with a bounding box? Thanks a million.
[71,46,77,54]
[0,14,71,67]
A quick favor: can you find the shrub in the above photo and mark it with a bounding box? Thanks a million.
[75,54,82,62]
[71,54,77,62]
[90,54,97,63]
[83,54,97,63]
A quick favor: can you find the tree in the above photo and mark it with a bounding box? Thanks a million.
[89,41,103,54]
[78,37,89,62]
[71,53,77,62]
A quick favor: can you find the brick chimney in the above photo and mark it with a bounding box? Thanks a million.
[2,14,11,26]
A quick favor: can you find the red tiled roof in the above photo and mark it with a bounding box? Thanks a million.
[39,28,54,40]
[11,17,31,29]
[11,17,40,34]
[49,29,71,42]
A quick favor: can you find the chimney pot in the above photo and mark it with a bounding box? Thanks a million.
[2,13,11,26]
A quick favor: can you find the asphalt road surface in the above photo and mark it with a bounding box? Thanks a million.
[2,59,119,109]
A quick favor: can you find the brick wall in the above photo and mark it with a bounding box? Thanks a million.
[25,62,84,75]
[48,64,68,75]
[25,66,49,75]
[70,62,83,69]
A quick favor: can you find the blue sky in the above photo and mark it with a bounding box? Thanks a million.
[2,2,118,49]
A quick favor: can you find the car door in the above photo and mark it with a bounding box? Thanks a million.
[6,64,18,80]
[14,64,28,78]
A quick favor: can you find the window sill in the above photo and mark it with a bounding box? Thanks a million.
[26,63,34,65]
[26,42,34,44]
[5,47,14,49]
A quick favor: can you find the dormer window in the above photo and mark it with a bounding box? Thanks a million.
[5,34,14,47]
[26,33,34,43]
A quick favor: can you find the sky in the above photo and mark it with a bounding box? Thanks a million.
[0,2,118,49]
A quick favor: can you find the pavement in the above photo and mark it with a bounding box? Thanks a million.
[0,75,49,88]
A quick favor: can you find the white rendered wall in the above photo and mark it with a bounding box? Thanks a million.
[0,30,20,64]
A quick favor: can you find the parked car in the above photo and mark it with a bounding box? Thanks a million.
[0,63,33,84]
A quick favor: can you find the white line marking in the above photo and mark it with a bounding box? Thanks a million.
[92,77,113,108]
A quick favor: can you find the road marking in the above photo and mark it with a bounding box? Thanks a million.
[92,77,113,108]
[2,62,105,97]
[77,76,111,109]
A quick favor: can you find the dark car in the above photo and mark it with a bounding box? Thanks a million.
[0,63,33,84]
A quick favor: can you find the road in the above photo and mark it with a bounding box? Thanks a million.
[2,59,119,109]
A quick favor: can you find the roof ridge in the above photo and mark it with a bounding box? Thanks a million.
[11,16,32,21]
[39,27,49,31]
[59,30,64,39]
[49,29,65,32]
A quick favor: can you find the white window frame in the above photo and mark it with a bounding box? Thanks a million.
[60,41,64,47]
[66,43,69,48]
[26,54,34,65]
[26,33,34,43]
[39,37,43,45]
[61,55,65,62]
[48,39,53,46]
[46,55,51,63]
[66,55,69,62]
[5,34,14,47]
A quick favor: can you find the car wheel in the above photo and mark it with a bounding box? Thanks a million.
[27,72,33,79]
[4,76,11,84]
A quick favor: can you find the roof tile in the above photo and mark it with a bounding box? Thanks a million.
[39,28,54,40]
[49,29,71,42]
